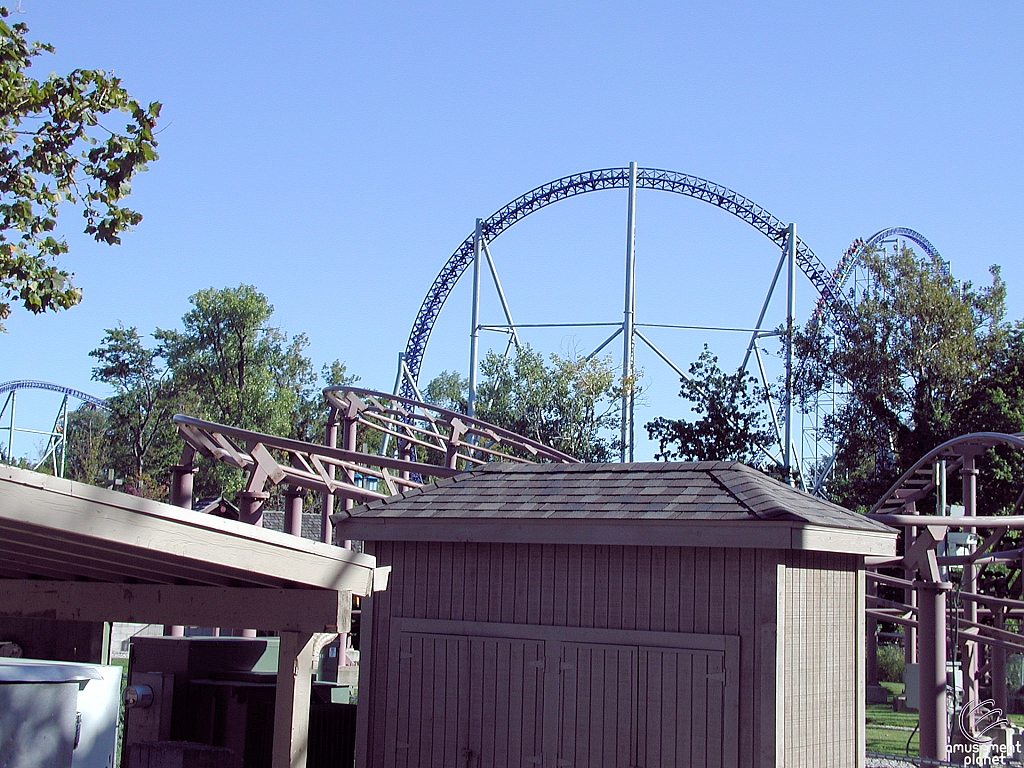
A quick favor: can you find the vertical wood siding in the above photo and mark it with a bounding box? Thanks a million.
[362,542,790,767]
[783,550,860,768]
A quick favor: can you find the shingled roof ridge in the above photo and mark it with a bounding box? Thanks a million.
[709,465,802,521]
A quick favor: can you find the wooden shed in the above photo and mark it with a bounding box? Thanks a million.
[336,461,897,768]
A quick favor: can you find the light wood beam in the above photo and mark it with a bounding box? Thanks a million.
[0,581,352,634]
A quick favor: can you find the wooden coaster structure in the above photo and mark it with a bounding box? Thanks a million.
[169,386,580,541]
[863,431,1024,760]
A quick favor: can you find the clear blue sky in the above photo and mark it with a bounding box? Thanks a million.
[2,0,1022,461]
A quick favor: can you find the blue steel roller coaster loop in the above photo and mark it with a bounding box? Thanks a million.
[400,165,940,492]
[0,380,109,477]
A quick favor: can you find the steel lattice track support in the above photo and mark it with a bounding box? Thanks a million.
[0,380,109,476]
[400,166,842,400]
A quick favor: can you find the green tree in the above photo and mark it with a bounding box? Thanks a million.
[0,9,159,330]
[90,325,179,495]
[155,285,317,438]
[64,403,108,485]
[426,346,622,462]
[155,285,326,497]
[645,345,774,465]
[795,246,1007,509]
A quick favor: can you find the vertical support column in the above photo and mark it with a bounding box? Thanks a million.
[236,492,268,527]
[961,453,979,709]
[167,460,195,637]
[467,218,484,418]
[993,607,1008,714]
[783,222,797,485]
[170,464,196,510]
[865,576,888,703]
[341,411,358,522]
[917,579,950,762]
[904,521,918,665]
[7,389,15,460]
[59,395,69,477]
[620,161,638,463]
[284,487,304,538]
[321,418,338,543]
[272,630,315,768]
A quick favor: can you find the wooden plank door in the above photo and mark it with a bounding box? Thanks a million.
[467,636,546,768]
[391,632,546,768]
[635,646,736,768]
[556,642,637,768]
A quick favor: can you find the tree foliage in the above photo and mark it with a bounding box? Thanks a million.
[795,246,1008,509]
[0,9,159,329]
[64,404,107,485]
[155,285,317,438]
[89,325,179,494]
[65,285,357,500]
[645,345,774,465]
[426,346,623,462]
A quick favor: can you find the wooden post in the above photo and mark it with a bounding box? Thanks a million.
[273,630,315,768]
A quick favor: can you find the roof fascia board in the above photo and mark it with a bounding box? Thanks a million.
[0,581,351,634]
[0,472,375,595]
[336,518,896,555]
[0,466,375,566]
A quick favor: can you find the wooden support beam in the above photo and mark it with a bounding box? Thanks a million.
[273,631,315,768]
[0,582,351,634]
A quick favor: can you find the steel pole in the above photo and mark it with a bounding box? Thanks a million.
[468,218,483,418]
[783,223,797,485]
[917,579,950,761]
[621,161,638,462]
[8,389,14,461]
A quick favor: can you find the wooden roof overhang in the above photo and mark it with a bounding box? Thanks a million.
[0,466,383,634]
[335,461,899,557]
[335,517,896,556]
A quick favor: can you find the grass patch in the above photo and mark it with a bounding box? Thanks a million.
[866,683,919,756]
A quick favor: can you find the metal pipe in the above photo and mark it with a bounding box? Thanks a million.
[917,580,950,761]
[783,223,796,485]
[621,161,638,462]
[481,238,521,351]
[468,218,483,418]
[584,326,623,362]
[8,389,14,461]
[741,248,788,372]
[284,487,304,538]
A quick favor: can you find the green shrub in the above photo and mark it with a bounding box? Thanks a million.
[878,644,905,683]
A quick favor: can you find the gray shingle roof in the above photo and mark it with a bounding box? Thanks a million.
[347,461,892,533]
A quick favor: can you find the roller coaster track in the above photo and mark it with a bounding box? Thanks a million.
[401,166,842,398]
[869,432,1024,516]
[0,380,108,409]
